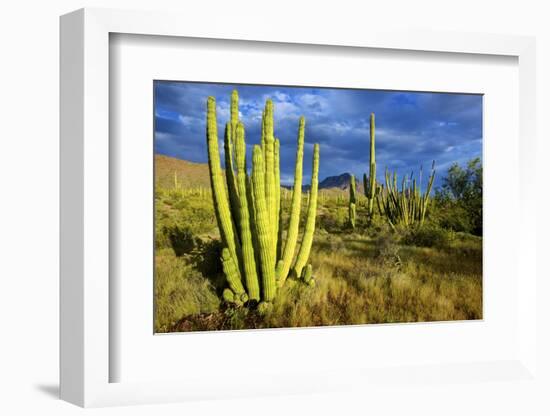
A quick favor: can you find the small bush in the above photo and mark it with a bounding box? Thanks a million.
[169,225,198,256]
[191,238,224,289]
[374,230,402,266]
[431,201,473,234]
[401,224,454,248]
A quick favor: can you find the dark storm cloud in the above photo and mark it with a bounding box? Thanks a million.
[154,81,482,188]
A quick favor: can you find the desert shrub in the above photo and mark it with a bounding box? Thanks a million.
[401,223,455,248]
[317,211,340,233]
[168,225,198,256]
[334,207,349,229]
[374,230,402,266]
[191,238,224,288]
[434,158,482,236]
[431,200,473,234]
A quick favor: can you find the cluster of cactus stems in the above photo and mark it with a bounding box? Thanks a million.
[377,161,436,229]
[348,174,357,229]
[206,90,319,307]
[358,112,435,229]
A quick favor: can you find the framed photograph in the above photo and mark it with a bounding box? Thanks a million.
[60,8,538,408]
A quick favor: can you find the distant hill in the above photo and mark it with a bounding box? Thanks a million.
[303,173,364,194]
[320,173,352,190]
[155,154,211,189]
[156,154,363,194]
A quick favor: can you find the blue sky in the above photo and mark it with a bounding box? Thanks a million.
[154,81,482,188]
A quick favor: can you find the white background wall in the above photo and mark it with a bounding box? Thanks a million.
[0,1,548,414]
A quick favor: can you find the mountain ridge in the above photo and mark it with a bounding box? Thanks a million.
[156,154,362,192]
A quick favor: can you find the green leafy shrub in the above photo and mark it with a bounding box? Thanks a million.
[435,158,482,236]
[401,223,454,248]
[431,201,473,233]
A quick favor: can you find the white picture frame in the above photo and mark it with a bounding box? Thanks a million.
[60,7,538,408]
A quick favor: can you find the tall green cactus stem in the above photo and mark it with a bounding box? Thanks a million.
[206,97,243,285]
[363,173,368,203]
[293,143,320,278]
[365,113,377,217]
[224,93,241,228]
[261,109,267,168]
[263,100,276,262]
[234,122,260,300]
[277,117,305,284]
[420,161,436,225]
[349,174,357,229]
[251,146,277,302]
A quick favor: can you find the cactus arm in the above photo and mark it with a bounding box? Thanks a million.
[349,174,356,229]
[206,97,243,283]
[302,264,313,285]
[234,123,260,301]
[276,117,305,283]
[263,100,276,262]
[224,123,241,230]
[274,138,281,259]
[261,109,267,168]
[221,248,247,300]
[420,161,436,225]
[293,143,320,278]
[251,145,277,302]
[222,287,236,304]
[230,89,239,127]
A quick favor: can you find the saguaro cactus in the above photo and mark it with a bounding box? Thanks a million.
[206,91,320,306]
[348,174,357,229]
[364,113,377,218]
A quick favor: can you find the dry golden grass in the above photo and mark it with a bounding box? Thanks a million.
[156,230,482,332]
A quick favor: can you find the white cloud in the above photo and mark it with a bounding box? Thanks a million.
[296,93,330,115]
[178,114,200,125]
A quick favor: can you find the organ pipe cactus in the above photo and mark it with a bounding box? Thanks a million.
[377,161,436,229]
[348,174,357,229]
[206,91,320,306]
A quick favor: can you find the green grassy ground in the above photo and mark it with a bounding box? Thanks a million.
[154,168,482,332]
